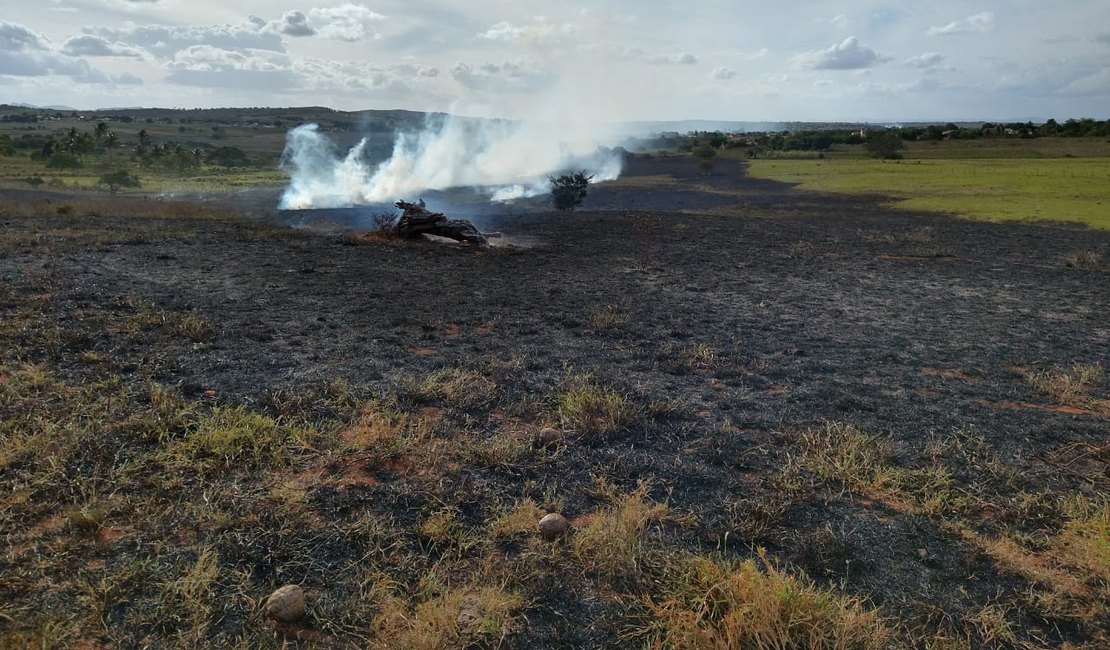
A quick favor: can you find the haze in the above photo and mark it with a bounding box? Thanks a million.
[2,1,1108,122]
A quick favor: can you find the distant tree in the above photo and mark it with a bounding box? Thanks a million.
[24,176,44,187]
[692,144,717,159]
[98,170,140,194]
[94,121,109,142]
[865,131,905,160]
[104,131,119,160]
[46,152,82,169]
[206,145,251,168]
[550,171,593,211]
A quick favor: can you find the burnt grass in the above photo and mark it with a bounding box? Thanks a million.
[2,157,1108,648]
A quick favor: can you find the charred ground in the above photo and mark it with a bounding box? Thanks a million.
[1,157,1108,648]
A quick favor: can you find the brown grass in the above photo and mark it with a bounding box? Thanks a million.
[636,550,891,649]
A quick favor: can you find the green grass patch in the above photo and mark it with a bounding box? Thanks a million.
[747,156,1110,229]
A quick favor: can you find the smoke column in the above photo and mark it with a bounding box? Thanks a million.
[278,116,623,210]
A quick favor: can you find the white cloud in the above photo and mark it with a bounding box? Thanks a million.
[86,23,284,56]
[480,18,575,44]
[450,61,556,93]
[905,52,945,68]
[62,35,145,58]
[712,66,735,80]
[307,3,384,42]
[927,12,994,37]
[165,45,296,89]
[792,36,887,70]
[647,52,697,65]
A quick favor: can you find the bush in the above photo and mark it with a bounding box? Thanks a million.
[24,176,44,188]
[865,132,905,160]
[98,170,141,194]
[550,171,593,211]
[45,152,82,169]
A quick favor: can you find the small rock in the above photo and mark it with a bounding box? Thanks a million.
[264,584,306,623]
[917,548,928,560]
[538,513,570,540]
[536,427,564,447]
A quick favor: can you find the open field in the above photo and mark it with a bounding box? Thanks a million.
[1,156,1108,648]
[747,138,1110,229]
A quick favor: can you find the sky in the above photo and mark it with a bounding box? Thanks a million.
[1,1,1109,122]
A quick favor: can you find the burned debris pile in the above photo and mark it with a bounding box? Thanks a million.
[393,200,488,247]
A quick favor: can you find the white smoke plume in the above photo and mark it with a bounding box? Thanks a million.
[278,116,623,209]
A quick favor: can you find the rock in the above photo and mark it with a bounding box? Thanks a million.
[264,584,306,623]
[536,427,564,447]
[538,513,570,540]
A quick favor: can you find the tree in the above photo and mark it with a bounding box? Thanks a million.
[98,170,140,194]
[865,131,905,160]
[206,145,251,168]
[550,171,593,211]
[46,152,82,169]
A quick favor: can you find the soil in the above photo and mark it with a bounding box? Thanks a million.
[2,156,1108,647]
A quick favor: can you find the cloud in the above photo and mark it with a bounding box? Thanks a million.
[712,66,736,80]
[905,52,945,68]
[292,58,438,96]
[480,18,575,44]
[273,11,316,37]
[647,52,698,65]
[165,45,297,89]
[0,21,49,51]
[1096,33,1110,45]
[0,21,111,82]
[85,23,284,57]
[927,12,994,36]
[450,61,556,93]
[62,35,145,58]
[792,36,887,70]
[307,3,384,42]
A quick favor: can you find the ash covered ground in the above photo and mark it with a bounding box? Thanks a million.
[2,157,1108,647]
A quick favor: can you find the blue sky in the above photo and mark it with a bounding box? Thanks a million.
[2,1,1108,121]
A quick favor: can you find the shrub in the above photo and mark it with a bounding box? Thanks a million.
[98,170,141,194]
[45,152,82,169]
[550,171,592,211]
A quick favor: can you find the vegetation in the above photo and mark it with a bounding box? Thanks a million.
[98,170,141,194]
[550,171,592,211]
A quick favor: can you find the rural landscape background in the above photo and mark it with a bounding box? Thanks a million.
[1,103,1107,649]
[2,1,1109,648]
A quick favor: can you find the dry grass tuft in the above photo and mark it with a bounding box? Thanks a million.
[1026,362,1108,413]
[1064,250,1104,270]
[795,421,893,490]
[171,406,318,469]
[370,584,521,650]
[636,550,891,650]
[490,499,548,539]
[411,368,498,410]
[555,374,639,439]
[573,483,669,582]
[588,305,628,331]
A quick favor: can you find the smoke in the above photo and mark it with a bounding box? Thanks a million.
[278,115,623,210]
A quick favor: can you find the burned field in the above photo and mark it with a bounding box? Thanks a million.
[1,158,1108,648]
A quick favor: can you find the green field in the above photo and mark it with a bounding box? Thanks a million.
[747,139,1110,229]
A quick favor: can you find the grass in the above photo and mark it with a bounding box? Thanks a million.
[554,374,639,439]
[638,551,891,649]
[748,154,1110,229]
[1026,362,1109,413]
